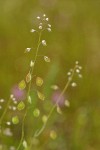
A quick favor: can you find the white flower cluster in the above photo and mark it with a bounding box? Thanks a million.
[30,14,52,32]
[67,61,83,87]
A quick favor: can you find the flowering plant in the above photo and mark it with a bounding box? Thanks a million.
[0,14,82,150]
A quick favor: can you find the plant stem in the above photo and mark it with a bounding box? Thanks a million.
[0,98,11,125]
[16,31,42,150]
[33,65,76,138]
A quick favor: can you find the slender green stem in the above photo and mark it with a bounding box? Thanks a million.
[33,65,77,138]
[0,98,11,125]
[16,31,42,150]
[27,31,42,98]
[16,111,27,150]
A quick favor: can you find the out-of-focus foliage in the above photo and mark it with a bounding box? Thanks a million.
[0,0,100,150]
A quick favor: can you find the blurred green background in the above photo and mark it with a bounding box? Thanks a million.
[0,0,100,150]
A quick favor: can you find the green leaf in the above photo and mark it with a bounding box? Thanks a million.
[18,80,26,90]
[12,116,19,124]
[17,101,25,111]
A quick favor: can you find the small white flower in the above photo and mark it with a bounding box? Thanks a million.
[12,106,16,111]
[46,18,49,21]
[48,24,51,27]
[3,128,13,136]
[67,72,71,76]
[78,74,83,78]
[12,97,16,101]
[9,146,16,150]
[6,122,11,125]
[75,61,79,65]
[44,56,50,62]
[40,23,42,25]
[30,29,36,33]
[37,16,40,19]
[64,100,70,107]
[79,66,82,70]
[0,99,5,103]
[10,94,14,99]
[13,100,17,104]
[47,28,51,32]
[71,82,77,87]
[51,85,59,90]
[76,69,80,73]
[39,26,42,29]
[23,140,28,148]
[43,14,46,17]
[30,60,34,67]
[42,40,47,46]
[25,48,31,53]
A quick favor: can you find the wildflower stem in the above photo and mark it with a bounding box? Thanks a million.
[16,31,42,150]
[33,65,76,138]
[0,98,11,125]
[27,31,42,97]
[16,111,27,150]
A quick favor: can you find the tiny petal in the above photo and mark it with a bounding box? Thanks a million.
[23,140,28,148]
[51,85,59,90]
[57,105,62,114]
[10,94,14,99]
[30,29,36,33]
[48,24,51,27]
[71,82,77,87]
[39,26,42,29]
[37,16,40,19]
[6,122,11,125]
[43,14,46,17]
[67,72,71,76]
[78,74,83,78]
[64,100,70,107]
[0,99,5,103]
[25,48,31,53]
[47,28,51,32]
[75,61,79,65]
[30,60,34,67]
[40,23,42,25]
[76,69,80,73]
[46,18,49,21]
[44,56,50,62]
[42,40,47,46]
